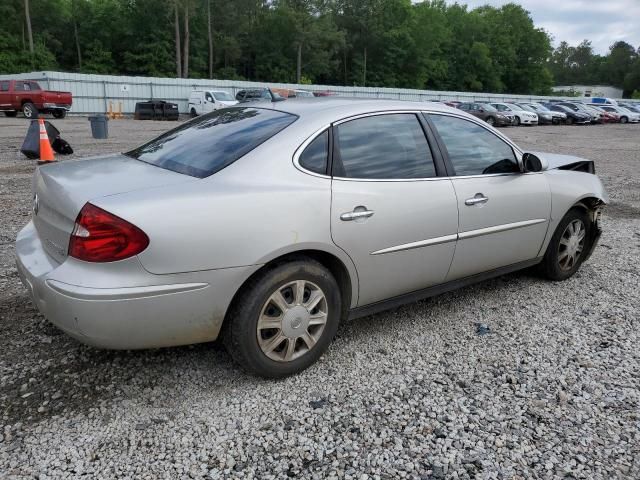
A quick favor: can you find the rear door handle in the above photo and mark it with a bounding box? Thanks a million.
[465,193,489,206]
[340,208,374,221]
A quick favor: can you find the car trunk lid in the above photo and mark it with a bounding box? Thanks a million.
[32,154,194,263]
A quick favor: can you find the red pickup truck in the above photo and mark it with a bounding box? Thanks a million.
[0,80,72,119]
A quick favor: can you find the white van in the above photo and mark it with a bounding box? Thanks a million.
[188,90,238,116]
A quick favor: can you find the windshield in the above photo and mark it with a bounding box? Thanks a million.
[516,104,533,112]
[531,104,550,112]
[126,107,297,178]
[212,91,234,101]
[480,104,498,112]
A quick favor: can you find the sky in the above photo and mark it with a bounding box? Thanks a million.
[446,0,640,54]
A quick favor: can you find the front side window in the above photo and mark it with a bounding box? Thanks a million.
[299,130,328,175]
[430,114,519,176]
[127,107,297,178]
[335,114,436,179]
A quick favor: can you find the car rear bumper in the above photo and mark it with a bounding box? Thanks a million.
[42,103,71,110]
[15,221,255,349]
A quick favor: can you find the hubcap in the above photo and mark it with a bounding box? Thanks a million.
[558,219,585,271]
[257,280,328,362]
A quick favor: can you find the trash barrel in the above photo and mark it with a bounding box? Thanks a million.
[88,115,109,139]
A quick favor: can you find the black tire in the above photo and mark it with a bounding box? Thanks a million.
[52,110,66,119]
[223,257,342,378]
[22,102,37,119]
[539,208,591,281]
[565,116,573,125]
[486,116,495,126]
[4,111,18,117]
[514,116,521,126]
[190,108,197,118]
[620,116,628,124]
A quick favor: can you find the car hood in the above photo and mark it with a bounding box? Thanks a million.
[219,100,238,106]
[531,151,594,171]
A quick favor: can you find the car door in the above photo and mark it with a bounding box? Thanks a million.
[204,92,215,113]
[329,112,459,306]
[0,81,10,110]
[427,113,551,280]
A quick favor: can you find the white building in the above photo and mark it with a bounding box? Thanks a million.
[552,85,623,99]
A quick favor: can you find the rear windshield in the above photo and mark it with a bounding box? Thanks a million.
[126,107,297,178]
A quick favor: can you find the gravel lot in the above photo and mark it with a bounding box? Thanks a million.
[1,116,639,479]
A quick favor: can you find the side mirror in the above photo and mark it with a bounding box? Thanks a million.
[522,153,547,172]
[479,109,485,113]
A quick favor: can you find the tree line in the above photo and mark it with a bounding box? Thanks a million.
[1,0,639,97]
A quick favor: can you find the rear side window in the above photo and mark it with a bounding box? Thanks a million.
[335,114,436,179]
[299,130,328,175]
[127,107,297,178]
[0,81,9,92]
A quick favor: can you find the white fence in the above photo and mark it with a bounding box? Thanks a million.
[0,70,590,115]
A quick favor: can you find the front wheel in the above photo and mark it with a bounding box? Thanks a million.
[620,116,628,124]
[223,258,342,378]
[485,116,495,126]
[22,102,37,119]
[539,209,591,281]
[52,110,66,119]
[566,116,574,125]
[514,116,521,126]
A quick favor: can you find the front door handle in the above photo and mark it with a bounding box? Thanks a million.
[465,193,489,206]
[340,207,374,221]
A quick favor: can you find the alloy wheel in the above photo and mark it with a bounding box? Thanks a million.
[557,219,585,271]
[257,280,328,362]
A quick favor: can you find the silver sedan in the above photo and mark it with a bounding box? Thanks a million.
[16,99,608,377]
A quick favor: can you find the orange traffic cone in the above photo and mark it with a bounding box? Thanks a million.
[37,117,56,165]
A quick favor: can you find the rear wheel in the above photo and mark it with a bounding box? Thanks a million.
[4,111,18,117]
[22,102,37,119]
[223,258,342,378]
[52,110,66,119]
[539,209,590,281]
[190,108,197,118]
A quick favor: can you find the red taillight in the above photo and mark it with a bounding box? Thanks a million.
[68,203,149,262]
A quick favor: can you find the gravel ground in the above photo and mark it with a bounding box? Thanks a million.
[1,116,639,479]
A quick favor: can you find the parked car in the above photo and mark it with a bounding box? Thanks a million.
[618,103,640,114]
[16,99,607,377]
[582,105,608,123]
[530,103,566,124]
[516,103,553,125]
[0,79,72,119]
[557,102,600,124]
[598,105,640,123]
[294,90,315,98]
[188,90,237,116]
[543,104,591,125]
[235,88,285,103]
[589,105,620,123]
[457,102,514,126]
[491,103,538,126]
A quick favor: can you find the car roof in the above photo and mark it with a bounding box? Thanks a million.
[247,97,460,120]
